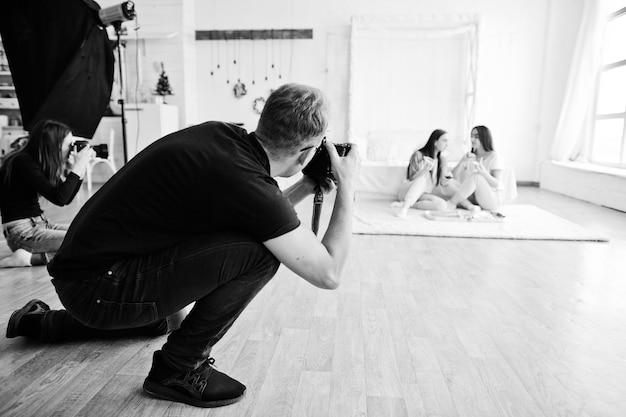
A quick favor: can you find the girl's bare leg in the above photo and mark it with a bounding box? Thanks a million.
[415,194,449,211]
[448,174,482,211]
[396,176,429,218]
[473,175,500,210]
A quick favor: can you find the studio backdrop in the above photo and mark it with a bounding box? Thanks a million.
[348,14,479,163]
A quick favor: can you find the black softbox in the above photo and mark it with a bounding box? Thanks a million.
[0,0,114,138]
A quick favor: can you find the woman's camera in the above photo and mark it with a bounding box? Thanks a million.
[70,140,109,159]
[302,139,351,184]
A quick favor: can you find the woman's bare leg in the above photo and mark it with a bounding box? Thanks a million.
[415,194,449,211]
[448,174,482,211]
[473,175,500,210]
[396,176,429,218]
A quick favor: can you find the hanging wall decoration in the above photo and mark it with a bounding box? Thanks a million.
[217,36,221,70]
[233,38,247,98]
[251,36,256,85]
[208,34,214,76]
[252,97,266,114]
[196,29,313,90]
[270,30,275,70]
[234,81,247,98]
[225,35,230,84]
[278,33,283,80]
[264,37,269,81]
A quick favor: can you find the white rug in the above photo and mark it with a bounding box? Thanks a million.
[353,200,609,242]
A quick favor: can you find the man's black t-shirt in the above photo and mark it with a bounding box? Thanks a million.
[48,122,300,281]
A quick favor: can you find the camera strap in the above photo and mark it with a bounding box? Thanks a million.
[311,187,324,235]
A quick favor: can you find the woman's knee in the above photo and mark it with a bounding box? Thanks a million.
[478,199,500,211]
[474,190,500,210]
[433,199,449,211]
[474,174,491,187]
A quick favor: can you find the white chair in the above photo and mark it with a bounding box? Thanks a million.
[86,128,117,194]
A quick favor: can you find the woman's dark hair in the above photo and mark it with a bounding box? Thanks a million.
[473,125,494,152]
[416,129,446,185]
[2,119,71,187]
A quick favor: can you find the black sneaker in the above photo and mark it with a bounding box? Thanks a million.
[143,351,246,408]
[6,299,50,338]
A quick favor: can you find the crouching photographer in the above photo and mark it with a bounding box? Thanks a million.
[6,84,360,409]
[0,119,95,267]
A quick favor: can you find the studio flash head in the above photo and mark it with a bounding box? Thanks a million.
[98,1,136,27]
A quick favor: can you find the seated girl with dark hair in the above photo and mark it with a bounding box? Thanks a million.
[0,119,94,267]
[394,129,455,218]
[447,125,503,211]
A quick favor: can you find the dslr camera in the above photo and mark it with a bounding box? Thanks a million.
[302,139,351,185]
[70,139,109,159]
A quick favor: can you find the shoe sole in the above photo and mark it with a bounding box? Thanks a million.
[6,299,50,339]
[143,379,245,408]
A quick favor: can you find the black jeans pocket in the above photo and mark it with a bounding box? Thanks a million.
[85,298,159,330]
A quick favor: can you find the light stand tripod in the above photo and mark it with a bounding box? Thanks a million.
[113,21,129,163]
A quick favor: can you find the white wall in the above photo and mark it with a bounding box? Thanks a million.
[97,0,585,183]
[98,0,196,129]
[192,0,584,182]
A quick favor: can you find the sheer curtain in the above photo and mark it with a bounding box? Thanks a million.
[550,0,610,161]
[349,15,479,162]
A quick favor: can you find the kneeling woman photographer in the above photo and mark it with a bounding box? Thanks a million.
[0,119,94,267]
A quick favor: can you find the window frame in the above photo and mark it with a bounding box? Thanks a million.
[590,6,626,167]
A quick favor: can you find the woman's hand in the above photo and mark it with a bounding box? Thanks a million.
[472,158,489,176]
[69,145,95,178]
[423,156,435,171]
[418,156,434,172]
[462,152,476,165]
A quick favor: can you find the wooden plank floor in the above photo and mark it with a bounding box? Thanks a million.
[1,185,625,417]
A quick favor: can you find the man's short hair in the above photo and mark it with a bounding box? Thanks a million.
[256,83,328,158]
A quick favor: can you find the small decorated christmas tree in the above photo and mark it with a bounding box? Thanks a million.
[154,62,173,97]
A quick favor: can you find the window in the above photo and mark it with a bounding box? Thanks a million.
[591,3,626,167]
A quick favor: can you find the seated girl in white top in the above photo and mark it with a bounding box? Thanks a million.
[395,129,453,218]
[448,125,502,211]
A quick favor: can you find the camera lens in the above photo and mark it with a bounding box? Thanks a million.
[93,144,109,159]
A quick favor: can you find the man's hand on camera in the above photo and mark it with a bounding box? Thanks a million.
[325,140,359,192]
[318,177,336,194]
[301,174,336,195]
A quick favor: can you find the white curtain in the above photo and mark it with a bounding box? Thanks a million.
[550,0,610,161]
[349,15,479,162]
